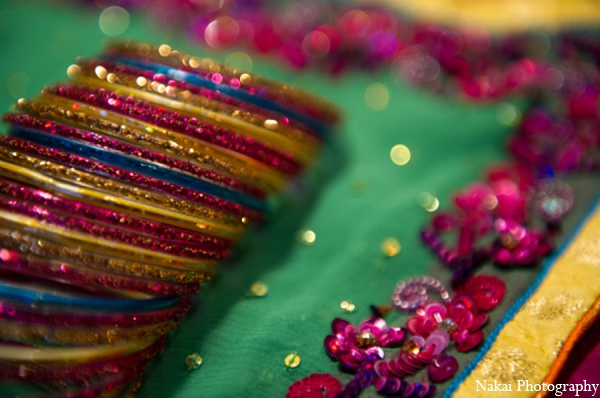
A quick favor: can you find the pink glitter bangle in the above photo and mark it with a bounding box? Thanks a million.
[0,336,165,385]
[83,58,323,140]
[0,136,263,221]
[0,195,229,261]
[46,84,304,175]
[0,296,192,328]
[0,177,233,250]
[3,113,267,199]
[104,41,341,127]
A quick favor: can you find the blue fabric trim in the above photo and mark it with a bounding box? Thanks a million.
[8,128,266,211]
[443,191,600,398]
[103,55,330,137]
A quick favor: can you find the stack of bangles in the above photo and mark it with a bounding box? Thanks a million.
[0,40,340,397]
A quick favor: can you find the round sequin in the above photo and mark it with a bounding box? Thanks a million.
[284,353,301,368]
[185,353,203,370]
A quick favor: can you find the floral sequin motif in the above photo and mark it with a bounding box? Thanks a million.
[324,317,404,369]
[480,348,537,382]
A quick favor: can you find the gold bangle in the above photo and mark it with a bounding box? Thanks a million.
[21,96,287,193]
[0,337,158,363]
[0,159,242,240]
[0,145,246,231]
[0,228,207,283]
[0,318,176,347]
[77,62,322,153]
[0,209,217,272]
[104,40,342,127]
[68,76,318,166]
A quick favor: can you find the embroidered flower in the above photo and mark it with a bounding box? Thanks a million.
[324,317,404,369]
[406,295,488,353]
[492,218,551,266]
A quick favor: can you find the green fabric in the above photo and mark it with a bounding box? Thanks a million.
[1,2,599,397]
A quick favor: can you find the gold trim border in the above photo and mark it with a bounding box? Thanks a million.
[452,202,600,397]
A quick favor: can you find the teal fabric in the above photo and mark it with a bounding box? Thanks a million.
[1,2,599,397]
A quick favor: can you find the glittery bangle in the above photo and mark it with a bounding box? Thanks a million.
[0,136,262,221]
[80,58,322,141]
[0,276,178,312]
[0,209,218,272]
[0,145,245,236]
[45,84,307,174]
[0,315,176,346]
[107,55,333,138]
[0,336,165,385]
[0,152,255,239]
[0,194,229,259]
[0,249,201,297]
[5,113,268,206]
[0,176,232,250]
[19,97,288,193]
[0,295,191,329]
[7,126,265,213]
[73,69,321,163]
[104,40,341,134]
[0,228,206,284]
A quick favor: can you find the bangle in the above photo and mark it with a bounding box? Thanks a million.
[0,150,258,237]
[103,40,340,134]
[0,227,206,284]
[45,84,307,175]
[0,176,232,250]
[0,336,165,384]
[19,97,288,193]
[0,195,229,260]
[0,136,262,221]
[5,113,268,208]
[0,145,246,235]
[80,57,322,141]
[0,296,191,329]
[0,315,176,346]
[0,159,241,242]
[74,65,321,163]
[0,208,219,272]
[0,278,179,311]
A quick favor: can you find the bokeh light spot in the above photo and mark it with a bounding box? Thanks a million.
[365,82,389,111]
[99,6,129,36]
[390,144,411,166]
[225,51,253,72]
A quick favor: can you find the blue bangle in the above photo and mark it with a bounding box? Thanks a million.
[8,128,267,212]
[0,279,179,311]
[103,55,331,138]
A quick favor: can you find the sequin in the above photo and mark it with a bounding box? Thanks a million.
[185,353,203,370]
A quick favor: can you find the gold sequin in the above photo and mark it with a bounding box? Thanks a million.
[185,353,203,370]
[298,229,316,246]
[479,348,537,383]
[380,237,401,257]
[247,281,268,297]
[340,301,356,313]
[284,353,301,368]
